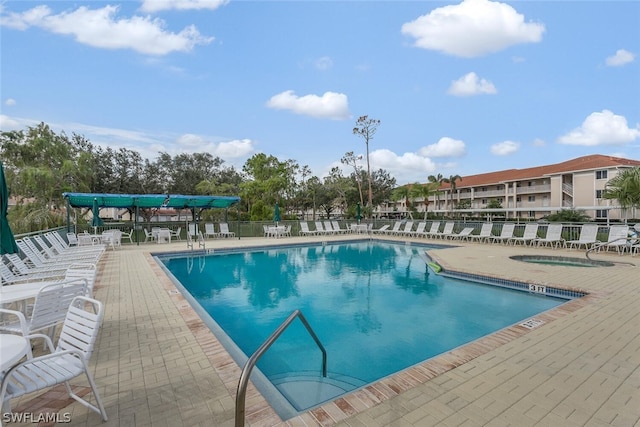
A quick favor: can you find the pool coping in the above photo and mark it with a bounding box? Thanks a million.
[147,239,606,426]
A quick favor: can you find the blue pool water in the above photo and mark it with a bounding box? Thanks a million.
[158,241,567,417]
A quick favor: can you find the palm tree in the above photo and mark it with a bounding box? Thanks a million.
[443,174,462,212]
[391,185,413,219]
[410,182,437,220]
[603,167,640,219]
[427,174,444,214]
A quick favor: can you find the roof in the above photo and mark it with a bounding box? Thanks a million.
[62,193,240,209]
[437,154,640,190]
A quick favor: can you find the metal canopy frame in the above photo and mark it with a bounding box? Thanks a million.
[62,192,241,243]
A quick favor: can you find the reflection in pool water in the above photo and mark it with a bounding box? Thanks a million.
[159,241,568,418]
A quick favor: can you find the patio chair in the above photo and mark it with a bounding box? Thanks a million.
[0,258,67,285]
[380,221,402,235]
[323,221,336,235]
[204,223,218,239]
[469,223,494,243]
[299,222,316,236]
[490,223,515,244]
[120,229,134,244]
[101,230,122,250]
[218,223,235,238]
[564,224,600,250]
[508,223,539,246]
[45,232,104,256]
[533,223,565,249]
[170,227,182,241]
[66,232,79,247]
[3,253,70,278]
[0,296,108,423]
[397,221,414,236]
[601,224,629,254]
[314,221,330,235]
[143,228,156,243]
[0,279,89,348]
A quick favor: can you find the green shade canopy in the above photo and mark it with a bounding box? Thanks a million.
[273,202,281,223]
[63,193,241,209]
[91,198,104,227]
[1,162,19,254]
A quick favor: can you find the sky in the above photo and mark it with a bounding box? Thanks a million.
[1,0,639,185]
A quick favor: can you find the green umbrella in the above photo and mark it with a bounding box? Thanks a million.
[356,202,362,224]
[0,161,19,254]
[273,202,281,224]
[91,198,104,227]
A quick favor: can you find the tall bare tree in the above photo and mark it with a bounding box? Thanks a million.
[353,115,380,217]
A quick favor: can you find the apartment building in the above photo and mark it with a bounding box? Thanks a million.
[381,154,640,221]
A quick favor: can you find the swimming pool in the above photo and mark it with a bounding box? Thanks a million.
[157,240,570,419]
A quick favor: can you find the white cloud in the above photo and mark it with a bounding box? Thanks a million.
[266,90,351,120]
[418,137,467,157]
[557,110,640,146]
[605,49,635,67]
[174,134,254,158]
[401,0,545,58]
[4,99,16,106]
[491,140,520,155]
[140,0,228,12]
[0,5,213,55]
[0,114,21,129]
[532,138,546,147]
[447,72,497,96]
[315,56,333,71]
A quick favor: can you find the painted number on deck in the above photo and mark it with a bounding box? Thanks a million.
[528,284,546,294]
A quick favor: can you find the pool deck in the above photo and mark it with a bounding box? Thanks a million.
[8,234,640,426]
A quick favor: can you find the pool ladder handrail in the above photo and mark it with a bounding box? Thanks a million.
[235,309,327,427]
[585,236,635,266]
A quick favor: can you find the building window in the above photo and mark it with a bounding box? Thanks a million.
[596,170,608,179]
[596,209,608,218]
[528,196,536,202]
[516,196,521,202]
[596,189,604,199]
[481,199,487,205]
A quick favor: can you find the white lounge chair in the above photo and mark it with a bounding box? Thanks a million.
[602,224,629,254]
[534,223,564,249]
[380,221,402,235]
[218,223,235,238]
[0,296,108,423]
[331,221,349,234]
[469,223,494,243]
[508,223,539,246]
[299,222,316,236]
[204,223,218,239]
[490,223,515,244]
[409,222,427,238]
[120,229,135,244]
[372,224,390,234]
[323,221,336,235]
[436,222,456,239]
[564,224,600,250]
[450,227,475,241]
[424,221,441,239]
[397,221,414,236]
[144,228,156,243]
[170,227,182,241]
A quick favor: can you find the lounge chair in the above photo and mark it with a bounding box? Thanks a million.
[3,253,69,277]
[380,221,402,235]
[299,222,316,236]
[564,224,600,250]
[204,223,218,239]
[323,221,336,235]
[469,223,494,243]
[397,221,414,236]
[314,221,331,235]
[602,224,629,254]
[533,223,564,249]
[218,223,235,238]
[490,223,515,244]
[436,222,456,239]
[408,222,426,238]
[372,224,390,234]
[508,223,539,246]
[423,221,441,239]
[450,227,475,241]
[331,221,349,234]
[0,296,108,423]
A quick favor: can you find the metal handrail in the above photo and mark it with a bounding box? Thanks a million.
[235,309,327,427]
[585,237,636,266]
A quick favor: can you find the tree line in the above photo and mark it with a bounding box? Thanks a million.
[1,122,397,233]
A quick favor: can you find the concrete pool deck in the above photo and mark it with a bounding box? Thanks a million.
[8,234,639,426]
